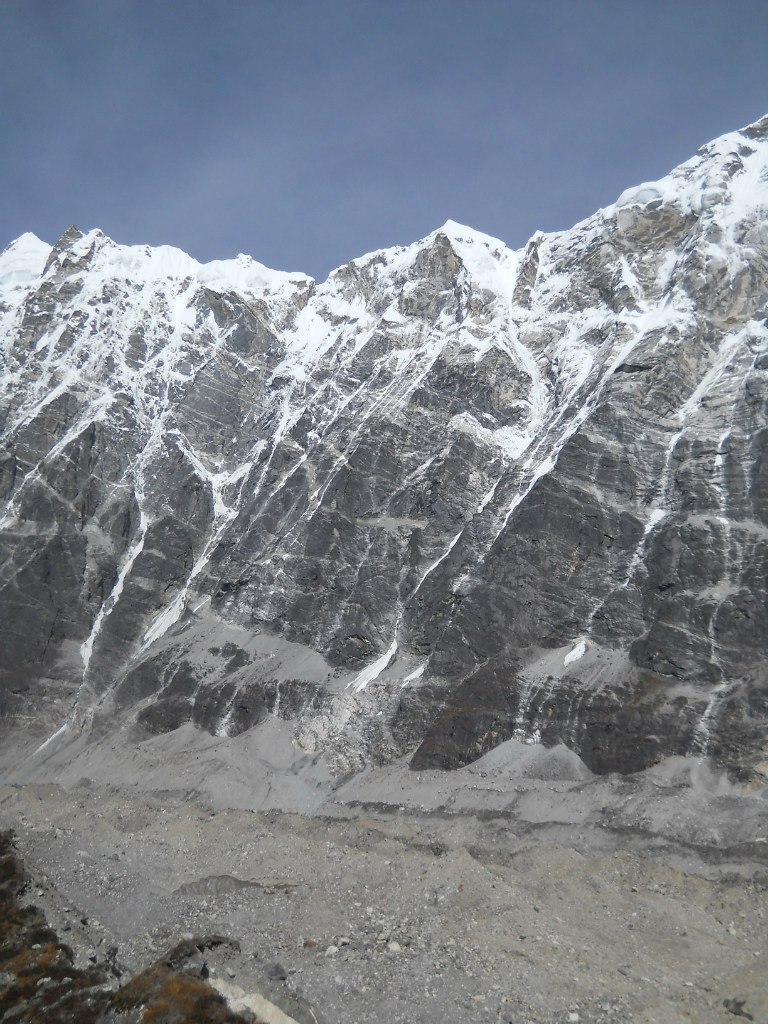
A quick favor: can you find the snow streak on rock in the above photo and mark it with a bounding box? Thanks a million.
[2,115,768,777]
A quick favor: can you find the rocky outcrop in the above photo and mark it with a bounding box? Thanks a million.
[0,828,256,1024]
[1,116,768,779]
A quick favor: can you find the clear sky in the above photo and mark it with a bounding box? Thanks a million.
[2,0,767,279]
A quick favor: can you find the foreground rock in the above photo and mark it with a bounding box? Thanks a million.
[0,827,318,1024]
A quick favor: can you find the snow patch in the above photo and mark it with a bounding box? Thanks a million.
[30,722,69,758]
[348,640,398,693]
[0,233,51,292]
[615,183,664,208]
[401,664,426,687]
[563,640,587,667]
[62,231,312,299]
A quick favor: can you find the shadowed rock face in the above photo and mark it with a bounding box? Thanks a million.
[1,115,768,778]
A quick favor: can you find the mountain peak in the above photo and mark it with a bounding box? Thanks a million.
[1,114,767,784]
[0,231,51,292]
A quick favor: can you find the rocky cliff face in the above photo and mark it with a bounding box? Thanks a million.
[2,116,767,779]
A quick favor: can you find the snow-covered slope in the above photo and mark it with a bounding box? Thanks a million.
[2,115,768,780]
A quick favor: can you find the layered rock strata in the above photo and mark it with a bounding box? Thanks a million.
[1,116,768,777]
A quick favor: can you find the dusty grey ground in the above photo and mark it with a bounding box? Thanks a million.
[1,729,767,1024]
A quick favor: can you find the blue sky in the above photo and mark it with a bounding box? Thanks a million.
[2,0,767,279]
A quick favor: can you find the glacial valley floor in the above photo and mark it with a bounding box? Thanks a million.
[0,740,767,1024]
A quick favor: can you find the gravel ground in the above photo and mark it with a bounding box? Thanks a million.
[1,743,767,1024]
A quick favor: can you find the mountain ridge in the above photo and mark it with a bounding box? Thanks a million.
[2,113,768,782]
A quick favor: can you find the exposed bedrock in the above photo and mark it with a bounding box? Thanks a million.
[1,116,768,778]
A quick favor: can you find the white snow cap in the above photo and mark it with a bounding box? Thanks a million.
[56,229,314,298]
[606,117,768,223]
[0,232,51,292]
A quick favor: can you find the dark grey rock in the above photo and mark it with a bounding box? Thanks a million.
[1,115,768,780]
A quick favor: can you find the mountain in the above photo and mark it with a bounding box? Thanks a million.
[1,115,767,783]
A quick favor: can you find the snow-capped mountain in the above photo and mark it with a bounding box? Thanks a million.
[2,115,767,780]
